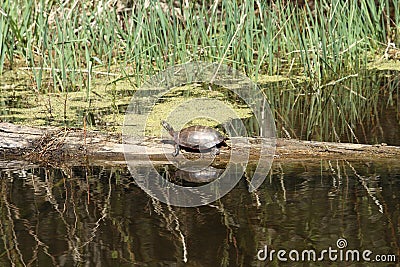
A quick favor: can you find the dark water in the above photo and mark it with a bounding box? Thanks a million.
[260,70,400,145]
[0,160,399,266]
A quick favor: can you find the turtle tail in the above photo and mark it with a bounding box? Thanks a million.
[161,120,175,137]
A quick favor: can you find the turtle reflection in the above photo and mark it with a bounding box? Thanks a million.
[166,165,225,186]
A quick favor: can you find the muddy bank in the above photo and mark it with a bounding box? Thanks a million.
[1,122,399,165]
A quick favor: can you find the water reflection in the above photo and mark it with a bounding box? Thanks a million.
[260,70,400,145]
[166,165,224,185]
[0,160,399,266]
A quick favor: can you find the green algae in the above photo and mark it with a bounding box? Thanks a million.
[368,60,400,71]
[1,75,253,136]
[145,83,253,136]
[0,71,134,132]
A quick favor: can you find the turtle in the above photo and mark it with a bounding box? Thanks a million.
[161,120,226,157]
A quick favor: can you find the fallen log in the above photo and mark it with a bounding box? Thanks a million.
[1,122,399,165]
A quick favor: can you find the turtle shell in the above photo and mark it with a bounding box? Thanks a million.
[175,125,225,150]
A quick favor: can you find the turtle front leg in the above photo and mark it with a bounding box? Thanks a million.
[172,144,180,157]
[211,146,220,156]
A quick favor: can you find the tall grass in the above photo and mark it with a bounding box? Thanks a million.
[2,0,397,84]
[0,0,399,142]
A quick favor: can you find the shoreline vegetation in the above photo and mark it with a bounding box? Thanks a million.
[1,0,399,144]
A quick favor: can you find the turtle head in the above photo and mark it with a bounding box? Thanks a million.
[161,120,175,136]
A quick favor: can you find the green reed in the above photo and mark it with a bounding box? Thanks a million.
[2,0,398,83]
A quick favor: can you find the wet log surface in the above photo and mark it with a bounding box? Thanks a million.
[1,122,399,165]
